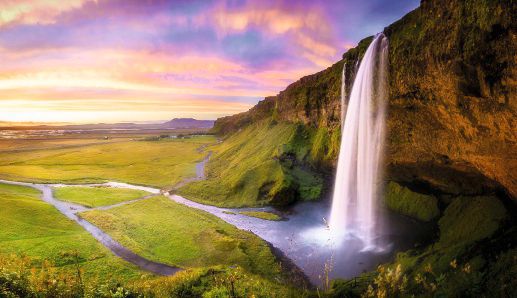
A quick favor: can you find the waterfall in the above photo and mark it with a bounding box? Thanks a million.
[329,33,388,250]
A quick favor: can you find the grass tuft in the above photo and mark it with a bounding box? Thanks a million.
[239,211,282,221]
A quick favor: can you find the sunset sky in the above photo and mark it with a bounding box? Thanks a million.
[0,0,419,123]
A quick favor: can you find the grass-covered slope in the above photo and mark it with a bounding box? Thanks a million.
[53,186,149,208]
[239,211,282,221]
[0,136,215,187]
[385,182,440,221]
[0,255,305,298]
[80,196,281,278]
[0,183,141,281]
[180,121,325,207]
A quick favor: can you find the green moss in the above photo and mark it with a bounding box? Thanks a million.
[484,248,517,297]
[384,182,440,221]
[383,194,509,288]
[239,211,282,221]
[437,196,507,248]
[180,121,323,207]
[309,125,340,167]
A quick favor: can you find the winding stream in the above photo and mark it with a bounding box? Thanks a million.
[0,153,430,285]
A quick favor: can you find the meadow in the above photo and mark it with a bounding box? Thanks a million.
[79,196,281,278]
[0,135,215,188]
[0,183,142,281]
[239,211,282,221]
[53,186,150,208]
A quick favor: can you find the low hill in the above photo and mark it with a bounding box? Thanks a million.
[0,118,215,131]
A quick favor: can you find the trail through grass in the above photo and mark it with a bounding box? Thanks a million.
[0,183,142,281]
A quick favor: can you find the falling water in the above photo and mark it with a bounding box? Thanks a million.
[329,33,388,250]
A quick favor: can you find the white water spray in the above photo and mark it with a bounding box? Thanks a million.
[329,33,388,250]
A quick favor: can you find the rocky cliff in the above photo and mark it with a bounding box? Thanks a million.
[212,0,517,201]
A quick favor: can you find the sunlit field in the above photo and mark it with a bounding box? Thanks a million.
[79,196,281,277]
[53,186,150,208]
[0,183,142,281]
[0,135,215,187]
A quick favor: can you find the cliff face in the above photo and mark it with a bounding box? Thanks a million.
[212,0,517,200]
[385,0,516,199]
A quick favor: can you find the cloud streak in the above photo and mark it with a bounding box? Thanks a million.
[0,0,419,123]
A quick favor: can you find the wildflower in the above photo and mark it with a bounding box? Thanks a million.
[462,263,471,274]
[424,263,433,273]
[450,259,457,269]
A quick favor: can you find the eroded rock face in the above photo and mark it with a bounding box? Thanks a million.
[212,0,516,200]
[385,0,517,199]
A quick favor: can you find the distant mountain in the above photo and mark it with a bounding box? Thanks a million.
[0,118,215,130]
[162,118,214,129]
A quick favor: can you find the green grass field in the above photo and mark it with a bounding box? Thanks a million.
[79,196,281,278]
[239,211,282,221]
[53,186,150,208]
[0,183,142,281]
[0,136,215,187]
[0,138,125,153]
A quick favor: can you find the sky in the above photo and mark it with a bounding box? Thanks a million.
[0,0,419,123]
